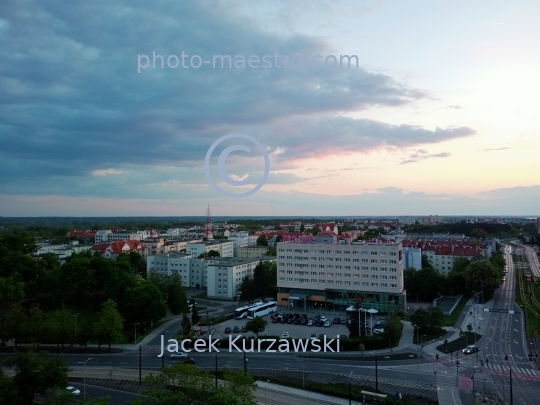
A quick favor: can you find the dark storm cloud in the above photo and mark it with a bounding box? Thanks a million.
[0,0,473,196]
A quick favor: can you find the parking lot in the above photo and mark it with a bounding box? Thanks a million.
[212,308,379,339]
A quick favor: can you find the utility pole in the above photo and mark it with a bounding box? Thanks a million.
[349,372,353,405]
[215,355,218,388]
[139,344,142,385]
[375,355,378,391]
[510,368,513,405]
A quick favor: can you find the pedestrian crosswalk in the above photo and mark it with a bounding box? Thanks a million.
[484,363,537,376]
[437,374,456,387]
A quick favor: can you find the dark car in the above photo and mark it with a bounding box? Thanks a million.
[241,325,247,332]
[300,318,307,325]
[224,327,232,334]
[300,313,308,319]
[340,318,347,325]
[184,358,196,365]
[280,317,287,323]
[272,317,279,323]
[233,326,240,333]
[318,334,325,340]
[293,313,300,319]
[316,320,324,327]
[287,317,294,324]
[293,318,301,324]
[333,317,341,324]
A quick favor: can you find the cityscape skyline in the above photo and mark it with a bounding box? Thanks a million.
[1,1,539,216]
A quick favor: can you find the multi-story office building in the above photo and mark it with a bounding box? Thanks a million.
[186,240,234,258]
[206,258,261,299]
[276,241,405,313]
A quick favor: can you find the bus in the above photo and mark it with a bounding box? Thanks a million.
[234,301,262,319]
[247,301,277,319]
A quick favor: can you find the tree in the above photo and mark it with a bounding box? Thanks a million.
[181,314,192,337]
[410,308,430,331]
[121,281,167,328]
[265,246,277,256]
[4,304,27,348]
[256,235,268,247]
[1,349,70,405]
[427,307,444,330]
[467,323,473,333]
[358,343,365,354]
[299,224,305,232]
[383,313,403,346]
[245,317,266,337]
[238,275,256,303]
[0,277,24,351]
[198,250,220,259]
[94,299,124,352]
[466,260,500,298]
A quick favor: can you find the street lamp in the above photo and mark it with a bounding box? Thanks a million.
[74,313,79,346]
[79,357,91,399]
[237,292,241,307]
[134,323,140,343]
[264,380,270,405]
[348,371,353,405]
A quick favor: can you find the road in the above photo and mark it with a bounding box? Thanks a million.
[473,244,540,404]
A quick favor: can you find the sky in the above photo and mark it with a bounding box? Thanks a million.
[1,0,539,216]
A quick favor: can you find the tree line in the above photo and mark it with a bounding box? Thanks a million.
[237,261,277,303]
[0,233,189,351]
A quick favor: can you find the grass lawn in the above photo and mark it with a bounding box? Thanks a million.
[443,298,468,327]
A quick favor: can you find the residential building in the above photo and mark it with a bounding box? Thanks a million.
[419,215,442,225]
[92,240,145,259]
[238,245,268,259]
[206,258,262,299]
[402,247,422,270]
[186,240,234,258]
[276,240,405,313]
[95,230,141,244]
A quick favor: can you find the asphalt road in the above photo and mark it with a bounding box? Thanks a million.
[475,245,540,404]
[65,382,140,404]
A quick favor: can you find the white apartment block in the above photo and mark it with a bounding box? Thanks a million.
[206,258,261,299]
[95,230,140,244]
[147,252,211,288]
[228,232,249,256]
[238,245,268,259]
[276,241,406,313]
[186,241,234,258]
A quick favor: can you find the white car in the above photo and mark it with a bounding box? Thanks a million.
[170,351,188,359]
[372,328,385,334]
[324,321,331,327]
[66,386,81,396]
[309,333,317,340]
[281,332,290,338]
[320,316,328,322]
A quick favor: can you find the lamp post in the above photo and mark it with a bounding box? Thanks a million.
[264,380,270,404]
[134,322,140,343]
[416,326,421,368]
[237,292,241,308]
[74,313,79,346]
[80,357,91,399]
[349,371,353,405]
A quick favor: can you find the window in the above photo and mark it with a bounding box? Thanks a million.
[362,266,369,271]
[390,268,397,272]
[336,281,342,285]
[362,259,368,263]
[362,274,369,279]
[353,266,360,270]
[279,277,285,281]
[380,252,387,256]
[371,267,378,271]
[390,252,397,256]
[352,251,358,255]
[380,259,387,264]
[319,265,325,268]
[335,258,341,262]
[319,250,325,253]
[320,279,325,283]
[381,275,388,279]
[335,272,342,277]
[311,271,317,275]
[326,250,332,254]
[353,274,359,278]
[371,252,378,256]
[390,276,397,280]
[279,248,284,252]
[381,283,388,287]
[344,251,350,254]
[344,266,350,270]
[390,260,397,264]
[327,272,334,277]
[344,258,350,262]
[319,257,325,261]
[311,279,317,283]
[344,273,351,277]
[287,249,292,252]
[319,272,325,276]
[353,258,359,262]
[371,283,378,287]
[390,283,397,288]
[380,267,387,272]
[371,259,377,263]
[344,281,351,285]
[361,251,368,255]
[327,265,334,269]
[362,282,369,286]
[327,280,333,284]
[371,275,378,279]
[335,265,342,269]
[354,281,360,285]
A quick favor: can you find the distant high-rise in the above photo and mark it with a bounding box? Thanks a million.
[536,218,540,232]
[205,204,213,239]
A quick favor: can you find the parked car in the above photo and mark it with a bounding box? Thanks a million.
[293,318,301,325]
[293,313,300,319]
[184,358,196,364]
[463,345,478,355]
[333,317,341,324]
[307,319,314,326]
[287,317,294,324]
[316,320,324,327]
[170,351,187,359]
[320,316,328,322]
[310,333,317,339]
[280,317,287,323]
[372,328,385,335]
[281,332,290,338]
[66,386,81,396]
[272,317,280,323]
[233,326,240,333]
[300,318,307,325]
[301,313,308,319]
[376,319,386,326]
[241,325,247,332]
[324,321,331,327]
[340,319,347,325]
[318,334,325,340]
[224,327,232,334]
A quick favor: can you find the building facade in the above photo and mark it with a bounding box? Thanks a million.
[186,240,234,258]
[238,245,268,259]
[402,247,422,270]
[276,241,406,314]
[206,258,261,299]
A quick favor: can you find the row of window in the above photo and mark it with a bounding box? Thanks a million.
[279,248,397,256]
[279,257,397,264]
[278,277,398,288]
[281,264,398,272]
